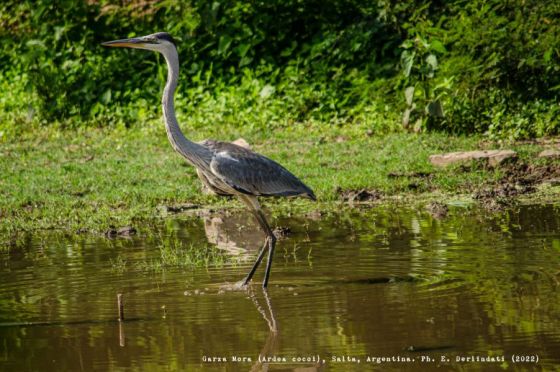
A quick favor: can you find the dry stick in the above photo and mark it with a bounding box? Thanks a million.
[117,293,124,321]
[118,321,125,347]
[117,293,125,346]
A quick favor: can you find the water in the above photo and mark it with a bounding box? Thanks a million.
[2,204,560,371]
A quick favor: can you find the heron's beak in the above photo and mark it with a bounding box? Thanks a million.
[101,37,146,48]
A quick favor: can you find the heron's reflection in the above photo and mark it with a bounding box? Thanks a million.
[204,212,265,257]
[248,288,278,334]
[204,206,322,371]
[248,288,278,372]
[248,289,323,372]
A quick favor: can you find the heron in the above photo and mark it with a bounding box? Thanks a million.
[102,32,316,288]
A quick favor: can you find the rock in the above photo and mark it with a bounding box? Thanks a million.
[306,210,323,220]
[80,154,94,163]
[273,226,292,239]
[429,150,517,168]
[105,226,137,238]
[426,201,448,219]
[232,138,251,150]
[542,178,560,187]
[340,189,382,203]
[117,226,136,236]
[388,171,432,178]
[105,228,118,238]
[158,203,199,214]
[538,149,560,158]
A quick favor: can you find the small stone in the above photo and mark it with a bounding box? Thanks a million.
[306,210,323,220]
[429,150,517,168]
[538,149,560,158]
[105,228,118,238]
[81,154,94,163]
[426,202,448,219]
[159,204,199,214]
[232,138,251,149]
[273,226,292,239]
[117,226,136,236]
[340,189,382,203]
[542,178,560,187]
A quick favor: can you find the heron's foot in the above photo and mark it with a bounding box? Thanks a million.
[237,279,250,289]
[218,281,249,292]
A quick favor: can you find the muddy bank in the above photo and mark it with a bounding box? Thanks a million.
[333,159,560,213]
[474,162,560,210]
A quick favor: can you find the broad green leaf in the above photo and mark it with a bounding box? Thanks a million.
[259,84,275,99]
[235,43,251,58]
[101,89,112,104]
[217,35,232,55]
[402,108,411,128]
[427,100,444,117]
[26,40,47,49]
[405,86,415,106]
[426,54,438,70]
[430,40,447,54]
[544,49,553,62]
[402,50,416,78]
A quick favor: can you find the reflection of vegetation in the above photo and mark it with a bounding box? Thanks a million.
[137,238,232,273]
[109,255,127,273]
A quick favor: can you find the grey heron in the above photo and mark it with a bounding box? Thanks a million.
[102,32,316,288]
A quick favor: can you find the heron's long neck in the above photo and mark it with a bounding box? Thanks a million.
[162,48,212,168]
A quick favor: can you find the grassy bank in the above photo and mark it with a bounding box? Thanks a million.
[2,124,560,245]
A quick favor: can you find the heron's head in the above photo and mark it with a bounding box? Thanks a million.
[102,32,176,53]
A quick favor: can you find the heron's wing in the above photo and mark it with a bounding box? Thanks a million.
[206,141,315,200]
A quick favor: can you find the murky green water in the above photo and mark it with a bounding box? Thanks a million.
[2,204,560,371]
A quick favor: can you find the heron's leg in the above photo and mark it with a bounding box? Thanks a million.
[253,209,277,289]
[263,239,274,288]
[238,195,277,288]
[242,236,269,285]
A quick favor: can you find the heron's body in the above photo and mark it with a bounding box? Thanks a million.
[103,32,315,288]
[196,139,315,199]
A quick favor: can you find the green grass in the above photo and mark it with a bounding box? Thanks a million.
[1,123,558,244]
[134,239,232,272]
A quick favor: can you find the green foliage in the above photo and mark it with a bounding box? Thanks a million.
[400,35,449,132]
[407,0,560,137]
[0,0,559,138]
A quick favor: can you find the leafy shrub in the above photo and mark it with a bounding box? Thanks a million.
[0,0,558,138]
[404,0,560,137]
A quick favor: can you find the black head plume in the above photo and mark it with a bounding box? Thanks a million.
[153,32,176,46]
